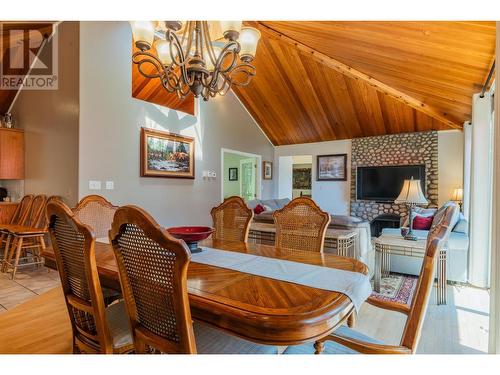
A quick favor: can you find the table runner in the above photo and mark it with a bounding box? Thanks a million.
[192,247,372,312]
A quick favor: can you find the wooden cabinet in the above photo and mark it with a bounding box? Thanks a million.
[0,202,18,224]
[0,128,24,179]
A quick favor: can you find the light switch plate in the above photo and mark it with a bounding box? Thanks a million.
[89,180,101,190]
[105,181,114,190]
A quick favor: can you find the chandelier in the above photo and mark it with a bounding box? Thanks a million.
[130,21,261,101]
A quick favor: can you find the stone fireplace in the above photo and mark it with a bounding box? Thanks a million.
[350,131,438,225]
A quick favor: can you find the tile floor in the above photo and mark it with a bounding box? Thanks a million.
[0,267,60,313]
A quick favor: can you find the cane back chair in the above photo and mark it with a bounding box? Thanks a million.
[73,195,118,238]
[273,197,331,253]
[285,204,458,355]
[211,196,254,243]
[47,200,133,354]
[110,205,278,354]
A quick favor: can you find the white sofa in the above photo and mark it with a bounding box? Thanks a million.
[381,203,469,283]
[247,199,375,276]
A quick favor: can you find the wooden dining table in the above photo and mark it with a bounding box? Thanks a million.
[43,238,368,346]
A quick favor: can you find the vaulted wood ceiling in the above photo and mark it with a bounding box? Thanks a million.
[0,22,55,113]
[233,21,496,145]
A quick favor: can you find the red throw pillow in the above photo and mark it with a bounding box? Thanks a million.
[254,204,265,215]
[413,215,434,230]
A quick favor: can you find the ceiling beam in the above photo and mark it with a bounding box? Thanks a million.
[254,21,463,130]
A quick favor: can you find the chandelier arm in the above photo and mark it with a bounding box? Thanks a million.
[213,42,240,74]
[133,51,166,79]
[225,63,257,87]
[202,21,217,68]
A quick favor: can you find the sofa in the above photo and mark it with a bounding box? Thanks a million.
[381,202,469,283]
[247,199,375,276]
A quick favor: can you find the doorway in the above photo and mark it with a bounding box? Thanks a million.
[221,149,261,202]
[278,155,313,199]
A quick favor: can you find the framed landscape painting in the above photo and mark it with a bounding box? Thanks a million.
[263,161,273,180]
[317,154,347,181]
[141,127,195,179]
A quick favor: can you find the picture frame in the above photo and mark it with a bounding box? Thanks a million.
[228,167,238,181]
[140,127,195,179]
[317,154,347,181]
[263,161,273,180]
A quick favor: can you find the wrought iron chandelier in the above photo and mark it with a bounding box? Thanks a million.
[130,21,261,101]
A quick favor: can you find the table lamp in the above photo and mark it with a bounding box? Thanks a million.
[395,178,428,241]
[451,188,463,211]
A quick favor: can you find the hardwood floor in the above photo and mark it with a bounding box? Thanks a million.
[0,266,490,354]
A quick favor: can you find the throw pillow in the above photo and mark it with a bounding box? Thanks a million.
[413,215,434,230]
[254,204,265,215]
[402,208,437,227]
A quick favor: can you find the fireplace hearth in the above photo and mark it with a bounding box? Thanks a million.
[371,214,401,237]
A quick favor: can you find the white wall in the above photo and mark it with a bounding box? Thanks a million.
[79,21,273,227]
[275,140,351,215]
[438,130,464,206]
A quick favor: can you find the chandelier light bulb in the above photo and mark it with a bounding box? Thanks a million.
[239,27,261,61]
[130,21,155,50]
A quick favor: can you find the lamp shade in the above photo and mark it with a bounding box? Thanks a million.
[394,179,428,205]
[239,27,261,60]
[451,188,463,201]
[130,21,155,48]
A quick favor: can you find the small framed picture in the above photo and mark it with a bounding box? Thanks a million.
[263,161,273,180]
[228,167,238,181]
[317,154,347,181]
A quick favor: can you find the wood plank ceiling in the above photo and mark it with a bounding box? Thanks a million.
[0,22,55,114]
[232,21,496,145]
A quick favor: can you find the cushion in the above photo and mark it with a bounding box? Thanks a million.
[413,215,433,230]
[254,204,265,215]
[263,205,273,212]
[283,325,383,355]
[193,322,278,354]
[452,217,468,234]
[402,207,437,227]
[274,198,291,209]
[105,301,133,349]
[246,199,261,210]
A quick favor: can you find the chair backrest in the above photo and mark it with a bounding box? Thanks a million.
[211,196,254,242]
[273,197,331,253]
[400,204,458,352]
[39,196,63,230]
[9,195,34,225]
[23,195,47,228]
[47,200,113,353]
[73,195,118,238]
[110,205,196,354]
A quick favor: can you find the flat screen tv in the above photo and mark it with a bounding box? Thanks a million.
[356,165,426,202]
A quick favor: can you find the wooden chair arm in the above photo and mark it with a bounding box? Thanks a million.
[325,332,412,354]
[367,296,411,315]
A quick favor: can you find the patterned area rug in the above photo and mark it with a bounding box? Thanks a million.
[370,273,418,306]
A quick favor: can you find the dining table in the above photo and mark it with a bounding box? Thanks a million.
[42,238,369,347]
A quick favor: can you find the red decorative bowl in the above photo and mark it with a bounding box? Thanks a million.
[166,226,214,253]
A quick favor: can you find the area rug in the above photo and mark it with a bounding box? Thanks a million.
[370,273,418,306]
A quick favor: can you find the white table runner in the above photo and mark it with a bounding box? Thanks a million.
[192,247,372,311]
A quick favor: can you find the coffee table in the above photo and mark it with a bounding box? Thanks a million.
[374,233,447,305]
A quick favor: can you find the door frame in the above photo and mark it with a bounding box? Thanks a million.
[221,148,262,202]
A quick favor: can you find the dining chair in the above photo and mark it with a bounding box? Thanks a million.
[273,197,331,253]
[47,200,134,354]
[211,196,254,242]
[284,204,458,355]
[1,195,47,277]
[110,205,278,354]
[0,195,34,254]
[73,195,118,238]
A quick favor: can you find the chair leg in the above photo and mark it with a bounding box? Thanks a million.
[11,237,23,280]
[38,236,46,268]
[313,340,325,354]
[1,234,12,272]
